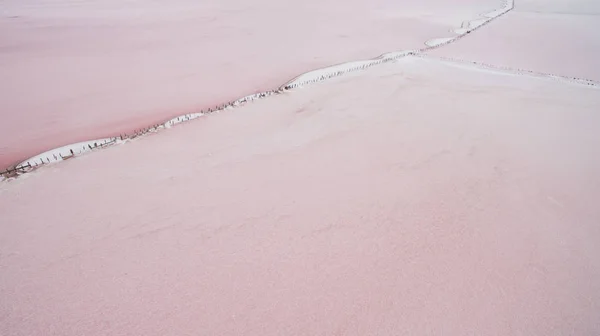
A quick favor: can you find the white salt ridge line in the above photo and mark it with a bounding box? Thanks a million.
[15,138,119,169]
[377,50,417,60]
[419,54,600,88]
[2,1,515,179]
[235,93,265,105]
[454,21,470,34]
[164,91,281,128]
[164,113,204,128]
[425,37,455,47]
[10,92,278,175]
[427,0,514,46]
[479,0,513,20]
[234,90,278,104]
[282,51,419,88]
[283,60,380,87]
[468,18,490,30]
[484,7,508,18]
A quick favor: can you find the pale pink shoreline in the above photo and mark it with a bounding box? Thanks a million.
[0,0,499,168]
[1,58,599,335]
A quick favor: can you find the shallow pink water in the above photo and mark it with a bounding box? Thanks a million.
[0,0,498,168]
[1,58,599,335]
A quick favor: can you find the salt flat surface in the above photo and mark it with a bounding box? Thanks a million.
[0,0,498,168]
[428,6,600,81]
[2,57,599,335]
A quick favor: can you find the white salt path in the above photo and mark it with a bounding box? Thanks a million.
[15,138,118,168]
[424,0,514,47]
[1,0,511,175]
[425,37,455,47]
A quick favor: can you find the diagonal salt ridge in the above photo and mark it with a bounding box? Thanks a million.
[425,0,514,47]
[0,0,537,180]
[418,54,600,87]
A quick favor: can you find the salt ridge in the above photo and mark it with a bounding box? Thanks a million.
[4,0,561,181]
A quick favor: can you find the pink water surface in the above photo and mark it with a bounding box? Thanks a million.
[0,0,498,168]
[1,58,599,335]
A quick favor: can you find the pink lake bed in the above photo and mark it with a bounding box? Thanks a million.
[1,57,599,335]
